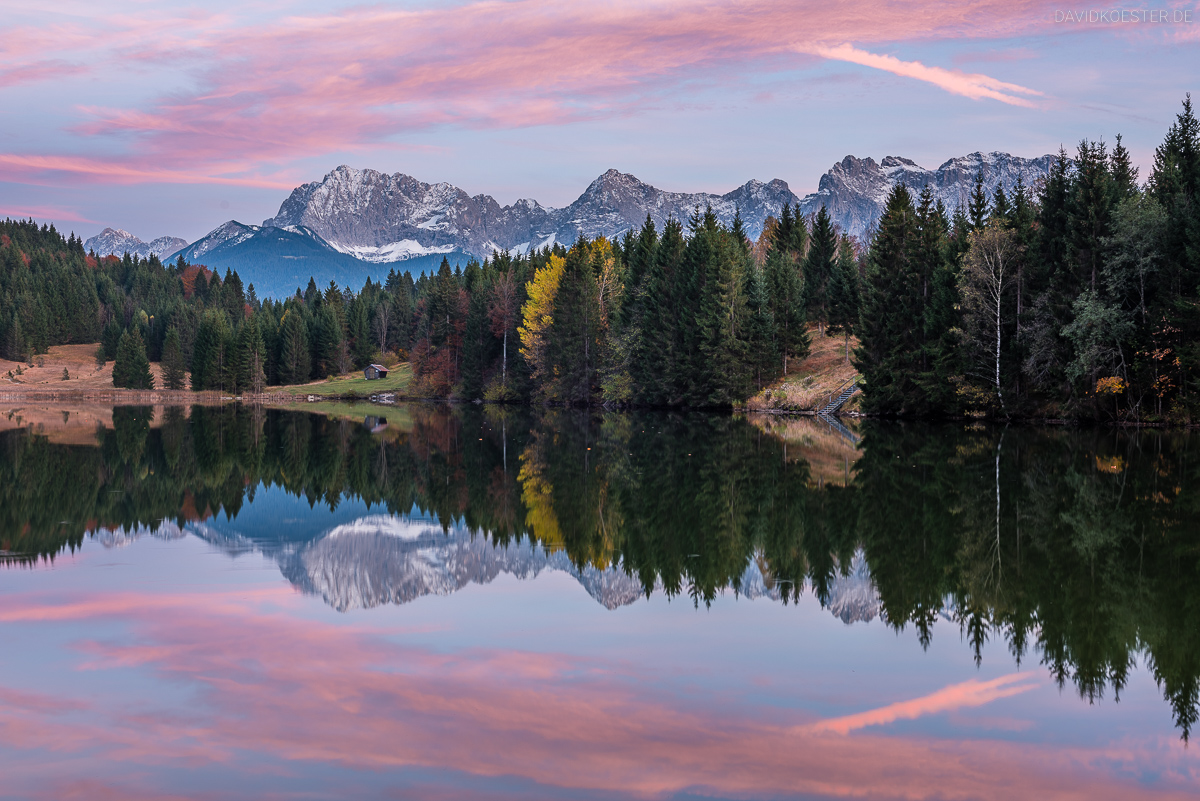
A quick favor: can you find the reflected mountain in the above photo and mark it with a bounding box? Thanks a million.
[94,509,878,618]
[1,403,1197,739]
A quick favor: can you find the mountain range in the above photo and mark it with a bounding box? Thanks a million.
[84,152,1056,298]
[83,228,187,261]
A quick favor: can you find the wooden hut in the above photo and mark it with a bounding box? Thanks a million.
[364,364,390,380]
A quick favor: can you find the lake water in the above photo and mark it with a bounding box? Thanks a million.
[1,403,1197,800]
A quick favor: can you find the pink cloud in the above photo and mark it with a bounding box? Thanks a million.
[811,44,1045,106]
[0,59,86,88]
[0,0,1074,187]
[0,588,1197,800]
[805,672,1042,734]
[0,203,95,223]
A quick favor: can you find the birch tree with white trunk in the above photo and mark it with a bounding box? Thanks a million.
[961,222,1019,411]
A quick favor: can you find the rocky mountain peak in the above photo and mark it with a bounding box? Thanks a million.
[84,227,187,260]
[799,150,1057,239]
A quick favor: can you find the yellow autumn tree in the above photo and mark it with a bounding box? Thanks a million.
[518,253,565,390]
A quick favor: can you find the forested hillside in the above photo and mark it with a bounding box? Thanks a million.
[2,96,1197,419]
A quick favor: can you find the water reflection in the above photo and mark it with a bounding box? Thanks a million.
[1,403,1197,740]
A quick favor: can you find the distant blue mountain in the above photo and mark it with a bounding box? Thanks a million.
[166,221,470,298]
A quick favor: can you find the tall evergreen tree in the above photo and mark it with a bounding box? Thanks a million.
[827,238,860,365]
[112,327,154,390]
[162,326,187,390]
[278,308,311,385]
[547,240,601,403]
[238,314,267,394]
[855,185,922,415]
[968,170,990,231]
[802,206,837,334]
[764,220,809,375]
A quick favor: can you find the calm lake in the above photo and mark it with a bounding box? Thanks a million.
[1,403,1197,800]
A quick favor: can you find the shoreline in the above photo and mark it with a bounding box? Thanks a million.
[0,387,1195,428]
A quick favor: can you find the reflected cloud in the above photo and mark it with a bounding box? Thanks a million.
[805,673,1041,734]
[0,588,1195,800]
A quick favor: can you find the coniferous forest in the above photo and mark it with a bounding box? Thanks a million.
[1,96,1197,421]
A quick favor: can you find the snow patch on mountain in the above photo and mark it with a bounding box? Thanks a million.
[330,238,460,263]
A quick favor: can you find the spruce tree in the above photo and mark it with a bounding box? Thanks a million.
[112,327,154,390]
[460,260,490,398]
[1068,138,1116,293]
[162,326,187,390]
[764,237,808,375]
[348,295,373,368]
[855,184,922,415]
[237,314,267,394]
[633,217,684,404]
[694,224,748,405]
[547,241,601,403]
[826,238,860,365]
[278,308,311,385]
[968,170,990,231]
[1110,133,1140,199]
[802,206,837,335]
[741,258,777,391]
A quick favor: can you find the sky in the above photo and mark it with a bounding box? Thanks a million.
[0,0,1197,243]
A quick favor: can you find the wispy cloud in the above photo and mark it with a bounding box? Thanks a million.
[811,44,1045,107]
[805,673,1042,734]
[0,203,95,223]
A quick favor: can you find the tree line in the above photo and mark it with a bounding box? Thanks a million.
[2,95,1196,418]
[855,96,1200,421]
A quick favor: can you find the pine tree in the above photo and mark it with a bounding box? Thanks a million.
[112,327,154,390]
[547,241,601,403]
[348,295,373,368]
[460,260,490,398]
[237,314,267,394]
[855,184,922,415]
[162,326,187,390]
[764,234,809,375]
[968,170,990,231]
[633,217,684,404]
[278,307,311,385]
[802,206,837,334]
[191,310,231,391]
[826,238,860,365]
[694,223,749,405]
[991,184,1011,225]
[1110,133,1140,199]
[741,258,777,391]
[223,269,246,322]
[1068,138,1116,293]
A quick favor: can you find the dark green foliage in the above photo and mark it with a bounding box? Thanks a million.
[826,237,861,365]
[112,327,154,389]
[802,206,836,333]
[277,307,311,385]
[855,185,923,414]
[846,96,1200,421]
[162,326,187,390]
[547,242,602,403]
[764,208,810,375]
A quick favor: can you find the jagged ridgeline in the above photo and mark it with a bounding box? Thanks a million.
[0,404,1197,739]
